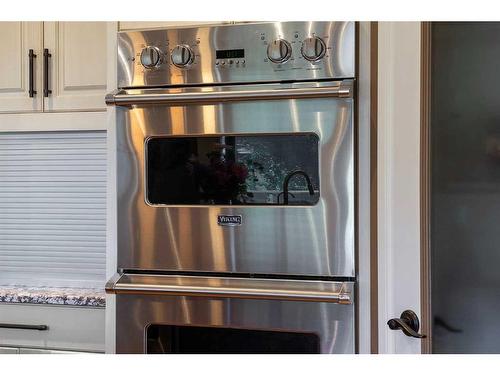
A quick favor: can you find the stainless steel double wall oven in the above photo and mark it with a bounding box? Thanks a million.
[106,21,356,353]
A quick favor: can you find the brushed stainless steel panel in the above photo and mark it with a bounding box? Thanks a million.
[115,283,355,353]
[117,22,355,88]
[116,85,354,277]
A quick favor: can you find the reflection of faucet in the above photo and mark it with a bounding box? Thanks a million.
[282,170,315,205]
[276,191,295,204]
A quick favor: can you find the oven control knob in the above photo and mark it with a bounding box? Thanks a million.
[301,37,327,61]
[140,46,162,69]
[171,45,194,68]
[267,39,292,63]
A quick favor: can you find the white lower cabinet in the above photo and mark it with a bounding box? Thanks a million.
[0,304,105,353]
[0,347,92,354]
[0,347,19,354]
[18,348,91,354]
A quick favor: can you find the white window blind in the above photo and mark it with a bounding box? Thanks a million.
[0,131,106,288]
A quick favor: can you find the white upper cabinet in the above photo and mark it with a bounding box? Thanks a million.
[0,22,43,113]
[118,21,231,31]
[43,22,107,112]
[0,22,107,114]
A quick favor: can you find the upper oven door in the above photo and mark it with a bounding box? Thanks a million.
[111,81,354,277]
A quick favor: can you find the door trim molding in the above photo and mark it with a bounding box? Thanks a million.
[370,21,379,354]
[377,22,421,353]
[420,21,432,354]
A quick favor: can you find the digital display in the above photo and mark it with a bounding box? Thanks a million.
[216,49,245,59]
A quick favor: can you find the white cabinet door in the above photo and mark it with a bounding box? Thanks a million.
[0,22,43,113]
[43,22,107,112]
[118,21,231,31]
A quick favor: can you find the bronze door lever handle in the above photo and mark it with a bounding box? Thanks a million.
[387,310,427,339]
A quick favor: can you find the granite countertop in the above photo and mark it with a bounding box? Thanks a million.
[0,286,106,307]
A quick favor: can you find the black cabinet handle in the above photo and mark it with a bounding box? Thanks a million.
[387,310,426,339]
[43,48,52,97]
[0,323,48,331]
[28,49,37,97]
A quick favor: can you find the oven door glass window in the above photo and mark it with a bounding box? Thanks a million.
[146,325,320,354]
[146,133,320,205]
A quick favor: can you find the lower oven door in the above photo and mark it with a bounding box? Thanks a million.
[107,273,355,354]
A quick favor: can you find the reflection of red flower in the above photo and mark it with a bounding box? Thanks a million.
[211,159,247,184]
[205,151,249,202]
[215,169,230,185]
[230,163,248,182]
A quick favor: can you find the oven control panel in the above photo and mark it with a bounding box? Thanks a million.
[117,22,355,88]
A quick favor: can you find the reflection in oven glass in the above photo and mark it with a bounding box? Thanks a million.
[146,325,321,354]
[146,134,320,205]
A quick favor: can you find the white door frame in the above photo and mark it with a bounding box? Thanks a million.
[105,21,118,354]
[357,21,375,355]
[377,21,424,354]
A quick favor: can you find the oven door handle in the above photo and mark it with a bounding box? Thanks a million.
[105,80,353,107]
[105,273,352,305]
